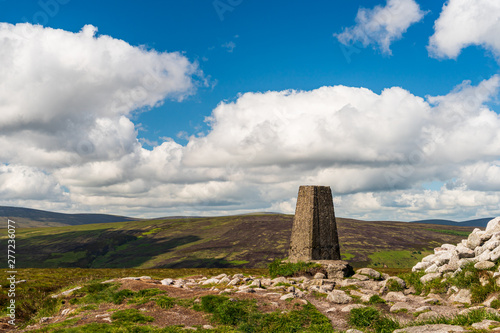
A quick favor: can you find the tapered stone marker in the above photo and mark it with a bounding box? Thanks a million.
[288,186,341,262]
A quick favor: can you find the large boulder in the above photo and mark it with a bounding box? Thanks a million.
[485,217,500,235]
[449,289,471,304]
[326,290,352,304]
[466,229,486,249]
[356,268,381,280]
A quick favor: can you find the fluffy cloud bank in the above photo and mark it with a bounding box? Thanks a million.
[429,0,500,59]
[335,0,426,54]
[1,23,499,221]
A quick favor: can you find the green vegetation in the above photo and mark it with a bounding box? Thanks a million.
[196,295,336,332]
[0,268,265,325]
[349,307,400,333]
[386,279,405,292]
[0,214,474,269]
[268,259,322,278]
[425,228,471,237]
[111,309,154,324]
[368,250,429,268]
[411,308,500,328]
[400,261,500,303]
[366,295,386,304]
[155,296,177,309]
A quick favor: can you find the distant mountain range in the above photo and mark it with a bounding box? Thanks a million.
[0,206,138,228]
[411,218,495,228]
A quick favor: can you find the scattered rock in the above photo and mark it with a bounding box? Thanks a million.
[280,293,296,301]
[161,278,174,285]
[475,261,495,270]
[390,302,411,313]
[356,268,381,280]
[471,319,500,330]
[341,304,366,312]
[384,292,407,302]
[416,310,440,321]
[313,273,325,279]
[393,324,465,333]
[420,272,442,284]
[326,290,352,304]
[449,289,471,304]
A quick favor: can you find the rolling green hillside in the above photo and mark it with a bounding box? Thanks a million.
[0,214,475,269]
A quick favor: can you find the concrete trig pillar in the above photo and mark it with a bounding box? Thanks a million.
[288,185,341,262]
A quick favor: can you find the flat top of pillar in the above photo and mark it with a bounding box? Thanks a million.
[299,185,331,189]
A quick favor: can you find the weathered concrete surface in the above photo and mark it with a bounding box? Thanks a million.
[288,186,341,262]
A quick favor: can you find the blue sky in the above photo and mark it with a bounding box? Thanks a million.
[0,0,499,221]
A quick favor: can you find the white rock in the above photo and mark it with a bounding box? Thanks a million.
[346,330,364,333]
[472,319,500,330]
[449,289,471,304]
[477,249,492,262]
[214,274,227,279]
[228,278,240,286]
[491,247,500,262]
[420,272,442,284]
[250,279,262,288]
[467,229,486,249]
[313,273,325,279]
[326,290,352,304]
[356,268,381,280]
[384,292,407,302]
[161,278,174,285]
[390,302,411,312]
[203,325,215,330]
[486,217,500,234]
[422,254,437,262]
[441,244,457,251]
[425,264,439,273]
[280,293,296,301]
[319,284,334,293]
[219,277,231,284]
[412,261,432,272]
[415,306,431,312]
[394,324,465,333]
[475,261,495,270]
[383,276,406,290]
[202,278,220,285]
[456,244,475,258]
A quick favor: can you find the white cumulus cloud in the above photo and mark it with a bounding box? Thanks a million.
[428,0,500,60]
[1,23,500,221]
[335,0,426,54]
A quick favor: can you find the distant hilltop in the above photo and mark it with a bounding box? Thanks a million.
[0,206,137,228]
[411,218,495,228]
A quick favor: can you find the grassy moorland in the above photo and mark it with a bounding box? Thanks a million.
[0,214,474,269]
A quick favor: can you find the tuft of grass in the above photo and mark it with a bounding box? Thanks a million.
[268,258,322,278]
[367,295,386,304]
[411,308,500,327]
[110,309,154,324]
[349,306,400,333]
[386,279,404,292]
[156,296,177,309]
[491,299,500,309]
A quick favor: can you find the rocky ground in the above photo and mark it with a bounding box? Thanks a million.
[7,217,500,332]
[12,265,500,332]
